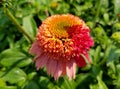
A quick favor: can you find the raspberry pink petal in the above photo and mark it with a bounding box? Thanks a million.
[35,54,49,70]
[75,55,86,67]
[66,59,76,80]
[54,61,62,80]
[46,59,57,76]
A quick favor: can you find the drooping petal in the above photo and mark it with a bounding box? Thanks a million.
[61,62,66,76]
[84,52,91,64]
[66,59,76,80]
[72,60,76,79]
[29,41,42,56]
[35,54,49,70]
[46,59,57,76]
[54,61,62,80]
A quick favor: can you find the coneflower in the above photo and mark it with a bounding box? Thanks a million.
[30,14,94,80]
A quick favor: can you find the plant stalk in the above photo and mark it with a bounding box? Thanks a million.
[4,8,34,43]
[92,0,101,28]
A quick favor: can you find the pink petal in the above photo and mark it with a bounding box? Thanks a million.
[29,41,42,56]
[46,59,57,76]
[54,61,62,80]
[72,60,76,79]
[62,63,66,76]
[35,54,49,70]
[66,59,76,80]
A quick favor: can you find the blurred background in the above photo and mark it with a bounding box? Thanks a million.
[0,0,120,89]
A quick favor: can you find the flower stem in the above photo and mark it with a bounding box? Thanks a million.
[92,0,101,28]
[4,8,34,43]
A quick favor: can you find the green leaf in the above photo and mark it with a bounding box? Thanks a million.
[107,46,120,63]
[60,77,76,89]
[101,0,109,8]
[0,78,6,86]
[100,45,112,65]
[76,73,92,89]
[113,65,120,88]
[2,67,26,84]
[103,13,109,24]
[97,71,108,89]
[113,23,120,32]
[93,46,101,64]
[107,62,116,79]
[89,84,99,89]
[24,81,39,89]
[92,65,101,76]
[18,58,32,67]
[113,0,120,16]
[38,76,54,89]
[23,15,37,40]
[94,26,108,49]
[0,33,4,41]
[27,72,37,80]
[0,48,32,67]
[90,71,108,89]
[0,86,17,89]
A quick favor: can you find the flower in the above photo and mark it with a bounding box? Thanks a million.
[30,14,94,80]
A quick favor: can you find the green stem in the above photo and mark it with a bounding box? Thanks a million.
[4,8,34,43]
[92,0,101,28]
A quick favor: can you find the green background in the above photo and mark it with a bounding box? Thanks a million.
[0,0,120,89]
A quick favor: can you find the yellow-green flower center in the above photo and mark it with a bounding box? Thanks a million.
[51,22,69,38]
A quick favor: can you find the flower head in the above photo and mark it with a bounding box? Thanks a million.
[30,14,94,80]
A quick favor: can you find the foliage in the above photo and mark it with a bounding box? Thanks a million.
[0,0,120,89]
